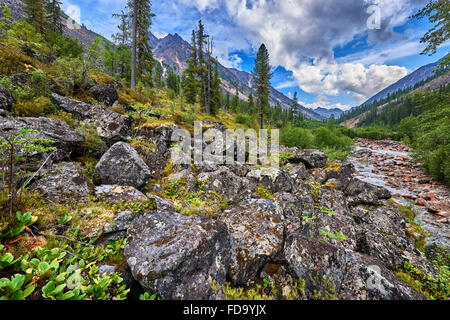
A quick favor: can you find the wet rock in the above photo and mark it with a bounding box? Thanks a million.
[288,149,328,169]
[125,211,231,300]
[220,199,284,286]
[94,185,148,203]
[93,142,151,189]
[51,93,133,144]
[89,83,118,106]
[32,162,92,203]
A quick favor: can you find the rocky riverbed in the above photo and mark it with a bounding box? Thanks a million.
[349,138,449,247]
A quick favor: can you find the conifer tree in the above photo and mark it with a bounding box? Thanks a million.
[46,0,63,35]
[196,20,210,114]
[231,86,239,113]
[112,10,130,46]
[248,93,255,115]
[128,0,155,89]
[24,0,47,34]
[182,30,200,104]
[252,44,272,128]
[210,60,222,115]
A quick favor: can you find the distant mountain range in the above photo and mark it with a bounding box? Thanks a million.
[361,54,449,106]
[0,0,323,120]
[313,107,345,120]
[150,32,323,121]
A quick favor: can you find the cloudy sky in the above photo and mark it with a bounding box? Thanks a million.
[62,0,449,110]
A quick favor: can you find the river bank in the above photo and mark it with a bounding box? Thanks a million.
[349,138,449,247]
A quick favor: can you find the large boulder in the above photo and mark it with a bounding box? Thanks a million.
[133,125,182,179]
[0,117,84,169]
[0,85,13,115]
[288,149,328,169]
[247,167,294,193]
[220,199,285,285]
[89,83,118,106]
[124,211,231,300]
[197,166,256,204]
[50,93,133,144]
[32,162,93,203]
[93,142,151,189]
[284,234,424,300]
[344,178,392,206]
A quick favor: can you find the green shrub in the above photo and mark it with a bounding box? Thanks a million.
[234,113,256,128]
[280,126,314,149]
[12,96,51,117]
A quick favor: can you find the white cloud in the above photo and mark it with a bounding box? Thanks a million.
[219,53,243,69]
[178,0,425,105]
[293,61,408,103]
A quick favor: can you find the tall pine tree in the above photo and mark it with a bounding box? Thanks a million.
[46,0,63,35]
[24,0,47,34]
[128,0,155,89]
[252,44,272,128]
[182,30,200,104]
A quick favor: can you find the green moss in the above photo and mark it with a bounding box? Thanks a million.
[255,185,275,200]
[396,260,449,300]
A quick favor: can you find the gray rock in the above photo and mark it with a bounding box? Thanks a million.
[125,211,231,300]
[288,149,328,168]
[284,234,424,300]
[95,185,148,203]
[32,162,92,203]
[0,85,13,115]
[344,178,392,206]
[286,163,308,181]
[325,162,355,190]
[220,199,284,285]
[100,211,139,242]
[146,194,175,212]
[93,142,151,189]
[51,93,133,144]
[0,117,84,168]
[247,167,293,193]
[99,265,116,275]
[89,83,118,106]
[197,166,255,204]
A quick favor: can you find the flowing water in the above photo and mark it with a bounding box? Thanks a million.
[349,139,450,248]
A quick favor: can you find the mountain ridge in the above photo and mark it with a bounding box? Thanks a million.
[0,0,323,120]
[360,54,449,106]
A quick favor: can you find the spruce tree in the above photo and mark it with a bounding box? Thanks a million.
[196,20,210,115]
[182,30,199,104]
[252,44,272,128]
[128,0,155,88]
[24,0,47,34]
[248,93,255,115]
[210,60,222,115]
[46,0,63,35]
